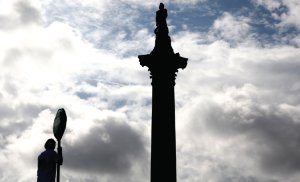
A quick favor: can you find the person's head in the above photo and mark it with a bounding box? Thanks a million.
[159,3,164,10]
[44,138,56,150]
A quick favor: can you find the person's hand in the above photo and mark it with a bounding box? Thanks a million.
[57,146,63,165]
[57,146,62,154]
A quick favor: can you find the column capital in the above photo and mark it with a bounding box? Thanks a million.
[138,53,188,85]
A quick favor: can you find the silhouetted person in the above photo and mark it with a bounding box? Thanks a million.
[37,138,63,182]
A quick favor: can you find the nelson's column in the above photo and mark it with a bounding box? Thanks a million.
[138,3,188,182]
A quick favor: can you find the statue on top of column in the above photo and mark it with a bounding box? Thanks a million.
[155,3,169,35]
[152,3,173,55]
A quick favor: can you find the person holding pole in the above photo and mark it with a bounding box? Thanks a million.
[53,108,67,182]
[37,108,67,182]
[37,138,63,182]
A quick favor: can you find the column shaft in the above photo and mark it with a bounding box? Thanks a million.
[151,82,177,182]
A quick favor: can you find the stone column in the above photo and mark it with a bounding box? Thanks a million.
[138,3,188,182]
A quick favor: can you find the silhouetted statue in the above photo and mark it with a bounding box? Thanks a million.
[155,3,168,35]
[152,3,173,55]
[37,138,63,182]
[138,3,188,182]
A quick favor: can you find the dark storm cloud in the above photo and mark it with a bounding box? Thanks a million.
[64,120,147,174]
[244,115,300,175]
[196,100,300,177]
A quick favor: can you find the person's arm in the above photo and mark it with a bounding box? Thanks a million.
[57,146,63,165]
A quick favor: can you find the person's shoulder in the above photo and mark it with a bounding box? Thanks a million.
[44,149,58,156]
[38,151,44,158]
[49,149,58,154]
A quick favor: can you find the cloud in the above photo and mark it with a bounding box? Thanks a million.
[0,0,300,182]
[0,0,43,30]
[252,0,300,30]
[211,12,252,43]
[0,1,152,179]
[64,119,147,175]
[173,29,300,181]
[15,1,42,25]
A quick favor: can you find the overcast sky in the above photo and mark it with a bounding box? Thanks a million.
[1,0,300,181]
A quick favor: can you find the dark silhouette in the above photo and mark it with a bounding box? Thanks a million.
[155,3,168,35]
[53,108,67,182]
[138,3,188,182]
[152,3,173,56]
[37,138,63,182]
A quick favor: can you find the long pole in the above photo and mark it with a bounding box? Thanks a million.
[57,140,61,182]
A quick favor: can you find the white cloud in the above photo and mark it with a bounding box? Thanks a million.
[211,12,253,43]
[173,29,300,181]
[253,0,300,30]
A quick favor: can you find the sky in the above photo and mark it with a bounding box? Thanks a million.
[0,0,300,181]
